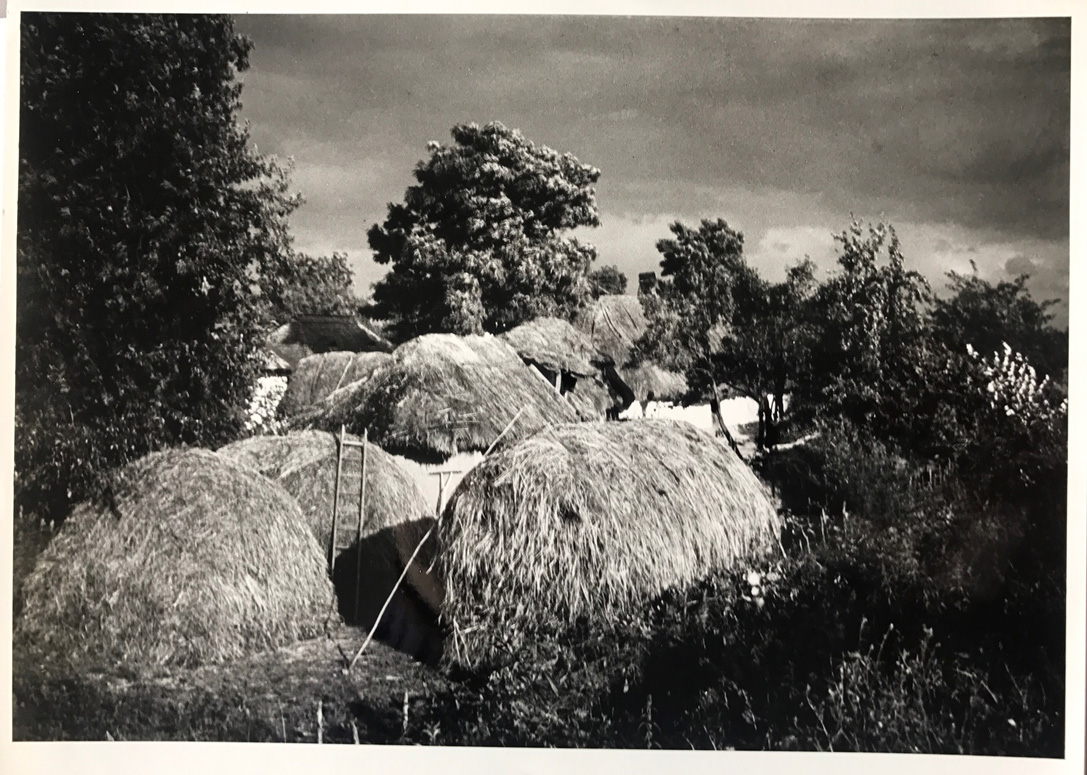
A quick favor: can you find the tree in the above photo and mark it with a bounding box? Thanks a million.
[262,251,359,323]
[368,122,601,338]
[16,14,301,516]
[588,265,628,297]
[931,266,1067,383]
[801,219,932,441]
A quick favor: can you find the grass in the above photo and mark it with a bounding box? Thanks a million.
[11,419,1067,753]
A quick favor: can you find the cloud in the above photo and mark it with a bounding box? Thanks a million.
[232,15,1070,317]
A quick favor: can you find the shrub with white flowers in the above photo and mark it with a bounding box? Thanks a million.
[967,342,1067,426]
[244,375,288,434]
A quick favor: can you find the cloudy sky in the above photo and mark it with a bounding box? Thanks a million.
[232,14,1071,325]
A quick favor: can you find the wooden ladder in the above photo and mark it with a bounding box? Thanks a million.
[329,424,370,621]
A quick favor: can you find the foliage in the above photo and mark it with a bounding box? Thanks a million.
[635,219,816,445]
[932,267,1067,382]
[588,264,628,297]
[244,376,288,434]
[799,220,932,440]
[16,13,301,517]
[261,251,358,323]
[368,122,601,339]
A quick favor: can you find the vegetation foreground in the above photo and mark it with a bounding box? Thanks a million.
[13,424,1065,753]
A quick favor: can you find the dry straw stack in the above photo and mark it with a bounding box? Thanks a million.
[218,429,427,553]
[278,351,391,417]
[307,334,583,462]
[16,449,334,670]
[438,419,782,662]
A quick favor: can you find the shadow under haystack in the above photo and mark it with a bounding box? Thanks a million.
[15,449,334,670]
[436,419,782,665]
[218,431,441,660]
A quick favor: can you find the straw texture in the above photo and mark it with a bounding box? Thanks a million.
[16,449,334,669]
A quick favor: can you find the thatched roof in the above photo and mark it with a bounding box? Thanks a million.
[15,449,334,669]
[499,317,603,376]
[278,351,391,417]
[267,315,394,369]
[218,430,428,556]
[437,420,781,663]
[302,334,583,463]
[260,348,293,375]
[622,362,689,403]
[573,294,647,366]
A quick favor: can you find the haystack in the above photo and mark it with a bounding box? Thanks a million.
[306,334,583,463]
[279,351,391,417]
[15,449,334,669]
[573,294,647,366]
[217,430,427,555]
[622,362,689,403]
[438,420,782,661]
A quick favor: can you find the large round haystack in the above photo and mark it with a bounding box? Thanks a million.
[218,430,428,555]
[279,351,391,417]
[438,420,781,658]
[304,334,583,463]
[573,294,647,366]
[16,449,334,669]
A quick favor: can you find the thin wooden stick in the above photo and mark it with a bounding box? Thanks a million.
[354,428,368,622]
[328,425,346,573]
[346,525,435,670]
[482,407,525,458]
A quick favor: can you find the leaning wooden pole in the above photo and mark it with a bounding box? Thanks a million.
[353,428,369,622]
[328,425,346,573]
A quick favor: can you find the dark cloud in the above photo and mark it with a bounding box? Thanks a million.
[232,14,1070,306]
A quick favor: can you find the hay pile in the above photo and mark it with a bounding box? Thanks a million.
[279,351,391,417]
[438,420,781,660]
[16,449,334,669]
[306,334,583,463]
[499,316,603,376]
[218,430,428,555]
[573,294,647,366]
[622,362,689,403]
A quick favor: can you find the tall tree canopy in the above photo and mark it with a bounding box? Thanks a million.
[801,220,932,438]
[16,14,301,515]
[636,218,815,446]
[588,264,628,297]
[368,122,601,339]
[262,251,359,322]
[930,266,1067,383]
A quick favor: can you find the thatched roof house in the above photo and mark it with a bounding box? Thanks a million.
[278,351,391,417]
[305,334,583,463]
[573,294,647,366]
[267,315,394,370]
[499,317,615,419]
[16,449,334,669]
[500,317,602,377]
[436,420,782,664]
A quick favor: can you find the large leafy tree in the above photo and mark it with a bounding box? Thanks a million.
[637,219,819,448]
[930,266,1067,383]
[368,122,601,339]
[16,14,300,516]
[588,264,628,298]
[800,220,933,441]
[262,251,359,322]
